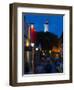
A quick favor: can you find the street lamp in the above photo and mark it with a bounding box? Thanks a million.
[31,43,35,73]
[31,43,34,47]
[35,47,39,51]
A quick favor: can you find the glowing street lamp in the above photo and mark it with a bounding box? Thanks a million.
[31,42,35,73]
[31,43,34,47]
[35,48,39,51]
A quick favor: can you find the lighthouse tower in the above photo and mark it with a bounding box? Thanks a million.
[44,21,49,32]
[30,23,37,43]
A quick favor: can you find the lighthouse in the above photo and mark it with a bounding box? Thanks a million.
[30,23,37,43]
[44,21,49,32]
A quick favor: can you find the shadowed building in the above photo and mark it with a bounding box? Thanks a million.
[36,32,58,50]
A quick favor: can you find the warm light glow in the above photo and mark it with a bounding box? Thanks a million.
[26,40,30,47]
[55,54,59,58]
[52,48,60,53]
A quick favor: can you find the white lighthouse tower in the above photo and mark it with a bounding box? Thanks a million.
[44,21,49,32]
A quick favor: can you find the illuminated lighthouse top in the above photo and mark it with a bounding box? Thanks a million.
[30,24,34,29]
[44,21,49,32]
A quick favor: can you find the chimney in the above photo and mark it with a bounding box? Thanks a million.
[44,21,49,32]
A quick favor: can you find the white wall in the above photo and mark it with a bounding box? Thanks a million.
[0,0,74,90]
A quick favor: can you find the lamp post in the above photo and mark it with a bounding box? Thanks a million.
[30,23,37,73]
[31,43,35,73]
[25,39,31,73]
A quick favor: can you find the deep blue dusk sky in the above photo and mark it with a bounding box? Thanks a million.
[23,13,63,38]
